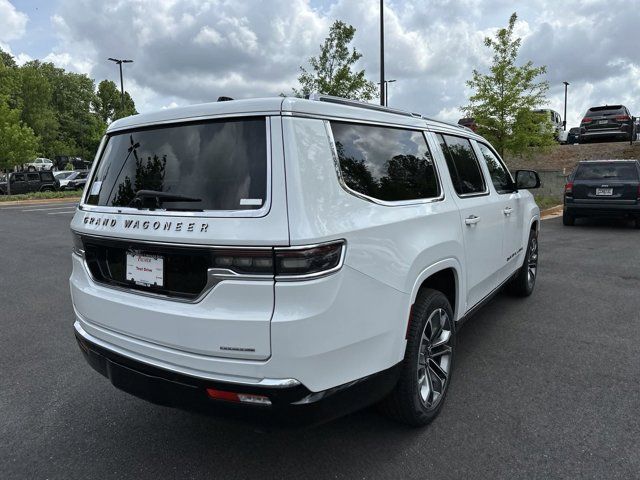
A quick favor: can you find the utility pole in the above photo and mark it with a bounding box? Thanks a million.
[562,81,569,130]
[380,0,385,106]
[108,58,134,116]
[377,79,396,106]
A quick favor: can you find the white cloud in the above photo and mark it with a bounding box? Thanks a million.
[1,0,637,131]
[0,0,28,43]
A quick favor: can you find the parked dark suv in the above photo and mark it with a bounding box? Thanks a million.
[580,105,636,143]
[0,170,59,195]
[563,160,640,227]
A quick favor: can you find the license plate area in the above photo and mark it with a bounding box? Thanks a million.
[126,252,164,287]
[598,120,608,125]
[595,187,613,196]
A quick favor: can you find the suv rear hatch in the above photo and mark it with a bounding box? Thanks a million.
[581,106,631,133]
[571,161,640,203]
[71,116,288,360]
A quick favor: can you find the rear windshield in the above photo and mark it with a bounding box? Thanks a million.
[575,162,639,180]
[585,106,625,116]
[85,117,268,211]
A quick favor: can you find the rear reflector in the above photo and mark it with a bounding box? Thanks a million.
[206,388,271,405]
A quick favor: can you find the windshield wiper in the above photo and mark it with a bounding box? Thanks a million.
[130,190,202,209]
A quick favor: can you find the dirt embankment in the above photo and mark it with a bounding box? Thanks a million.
[505,141,640,172]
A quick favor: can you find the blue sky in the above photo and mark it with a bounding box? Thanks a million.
[2,0,639,129]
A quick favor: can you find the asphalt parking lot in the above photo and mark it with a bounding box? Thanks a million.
[1,202,639,479]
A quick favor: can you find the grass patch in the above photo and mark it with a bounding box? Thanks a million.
[534,195,562,211]
[0,190,81,203]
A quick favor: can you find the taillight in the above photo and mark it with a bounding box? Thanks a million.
[212,249,274,275]
[71,231,85,257]
[565,182,573,195]
[210,240,346,279]
[581,117,592,123]
[275,240,345,279]
[615,115,630,122]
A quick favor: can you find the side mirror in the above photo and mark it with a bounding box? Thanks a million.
[515,170,541,189]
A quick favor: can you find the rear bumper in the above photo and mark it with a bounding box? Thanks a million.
[565,201,640,217]
[75,325,401,425]
[580,129,629,139]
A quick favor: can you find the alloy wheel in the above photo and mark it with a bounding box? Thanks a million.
[417,308,453,410]
[527,236,538,288]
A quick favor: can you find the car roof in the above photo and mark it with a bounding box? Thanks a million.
[107,95,481,140]
[578,159,639,163]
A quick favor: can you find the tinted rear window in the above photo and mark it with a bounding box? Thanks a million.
[586,106,625,116]
[331,122,440,202]
[40,172,54,181]
[575,163,639,180]
[85,118,267,211]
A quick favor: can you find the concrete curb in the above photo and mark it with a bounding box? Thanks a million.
[0,197,80,207]
[540,204,563,220]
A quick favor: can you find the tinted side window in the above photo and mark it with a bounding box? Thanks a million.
[331,122,440,202]
[477,143,513,194]
[13,173,25,182]
[40,172,54,181]
[27,173,40,181]
[438,134,486,195]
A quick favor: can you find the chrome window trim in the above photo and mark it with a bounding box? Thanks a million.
[80,116,273,219]
[324,121,445,207]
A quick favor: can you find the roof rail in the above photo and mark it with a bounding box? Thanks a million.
[306,92,477,133]
[307,93,420,119]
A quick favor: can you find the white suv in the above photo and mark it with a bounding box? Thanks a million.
[25,158,54,171]
[70,95,541,426]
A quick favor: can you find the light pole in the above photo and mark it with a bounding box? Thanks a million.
[562,81,569,130]
[108,57,133,115]
[379,0,385,106]
[377,79,396,106]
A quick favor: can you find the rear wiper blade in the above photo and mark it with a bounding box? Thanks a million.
[134,190,202,203]
[129,190,202,209]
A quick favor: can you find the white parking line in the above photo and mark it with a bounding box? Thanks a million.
[21,205,79,212]
[0,202,78,210]
[47,210,77,215]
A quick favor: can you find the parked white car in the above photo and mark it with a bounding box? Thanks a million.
[25,158,54,171]
[70,95,541,426]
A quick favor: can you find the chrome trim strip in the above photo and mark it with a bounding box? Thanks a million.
[324,121,446,207]
[74,231,274,250]
[79,117,273,219]
[74,321,301,388]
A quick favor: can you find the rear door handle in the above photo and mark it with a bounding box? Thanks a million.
[465,215,480,225]
[503,207,513,216]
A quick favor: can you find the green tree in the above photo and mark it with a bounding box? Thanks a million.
[0,96,39,177]
[294,20,377,101]
[97,79,137,123]
[462,13,554,157]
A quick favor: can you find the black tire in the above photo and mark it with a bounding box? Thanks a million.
[506,229,538,297]
[27,166,36,172]
[562,211,575,226]
[379,289,455,427]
